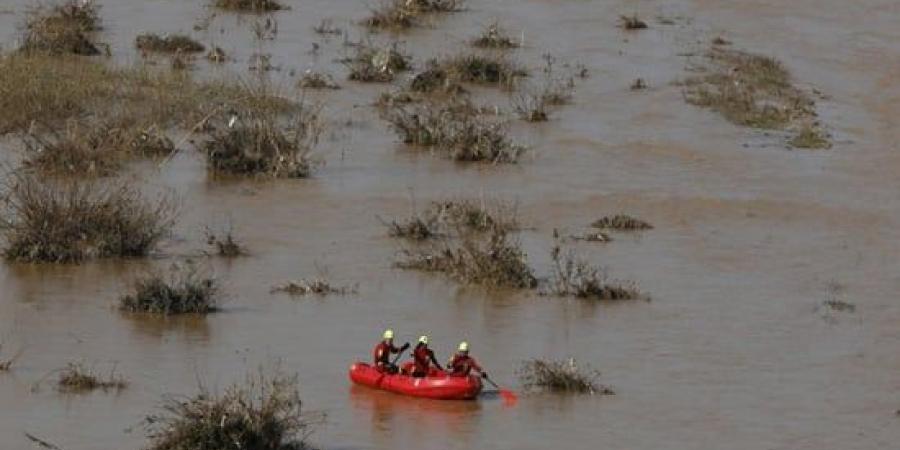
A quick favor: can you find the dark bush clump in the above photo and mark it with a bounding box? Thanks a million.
[384,197,517,239]
[619,14,648,30]
[591,214,653,231]
[144,368,314,450]
[443,53,527,86]
[203,106,322,178]
[271,278,357,296]
[472,21,518,49]
[396,228,538,289]
[213,0,285,12]
[519,359,612,394]
[136,33,205,53]
[546,247,643,301]
[298,70,340,90]
[385,100,525,163]
[58,362,127,393]
[1,175,175,263]
[20,0,102,55]
[120,266,218,314]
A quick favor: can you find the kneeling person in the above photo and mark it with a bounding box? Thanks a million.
[374,329,408,374]
[448,341,487,379]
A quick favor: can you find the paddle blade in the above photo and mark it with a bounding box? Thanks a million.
[499,389,518,405]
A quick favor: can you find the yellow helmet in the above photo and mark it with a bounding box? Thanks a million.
[383,329,394,340]
[418,335,429,345]
[458,341,469,352]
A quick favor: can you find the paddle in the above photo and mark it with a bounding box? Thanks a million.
[483,374,518,404]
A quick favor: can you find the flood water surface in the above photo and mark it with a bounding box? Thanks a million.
[1,1,900,449]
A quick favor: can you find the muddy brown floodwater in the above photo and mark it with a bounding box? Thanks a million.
[2,0,900,449]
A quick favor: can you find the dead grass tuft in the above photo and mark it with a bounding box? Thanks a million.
[472,21,518,49]
[789,123,831,149]
[396,228,537,289]
[58,362,127,393]
[205,225,247,257]
[385,100,525,163]
[298,70,341,90]
[591,214,653,231]
[213,0,285,12]
[363,0,464,30]
[442,53,527,86]
[630,77,648,90]
[384,197,518,239]
[546,247,644,301]
[683,48,819,132]
[519,359,612,394]
[144,368,315,450]
[271,278,357,296]
[203,103,322,178]
[346,42,411,83]
[20,0,103,55]
[1,174,176,263]
[136,33,205,53]
[120,265,218,314]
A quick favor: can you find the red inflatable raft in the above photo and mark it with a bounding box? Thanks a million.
[349,362,482,400]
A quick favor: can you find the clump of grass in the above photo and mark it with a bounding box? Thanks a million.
[22,121,175,176]
[546,246,643,301]
[384,198,518,239]
[512,90,549,122]
[19,0,103,55]
[1,175,176,263]
[683,48,818,131]
[206,46,227,63]
[203,104,322,178]
[136,33,205,53]
[298,70,340,90]
[213,0,285,12]
[271,278,357,296]
[363,0,417,30]
[511,55,575,121]
[205,225,247,257]
[410,0,465,12]
[346,42,411,83]
[591,214,653,231]
[472,21,518,49]
[120,265,218,314]
[396,228,538,289]
[619,14,648,30]
[384,215,438,240]
[789,124,831,149]
[518,359,612,394]
[57,362,127,393]
[442,53,527,86]
[385,100,525,163]
[570,231,611,243]
[712,36,731,46]
[144,368,314,450]
[630,77,647,90]
[313,19,342,35]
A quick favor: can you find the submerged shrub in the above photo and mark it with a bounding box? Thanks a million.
[120,266,218,314]
[363,0,416,30]
[136,33,205,53]
[619,14,648,30]
[144,368,314,450]
[385,198,518,240]
[20,0,102,55]
[298,70,340,90]
[546,247,643,301]
[1,175,175,263]
[789,123,831,149]
[385,101,525,163]
[591,214,652,231]
[683,48,818,131]
[346,42,411,83]
[203,105,322,178]
[442,53,526,86]
[472,21,518,49]
[519,359,612,394]
[396,228,537,289]
[57,362,127,393]
[213,0,285,12]
[205,226,247,257]
[271,278,357,296]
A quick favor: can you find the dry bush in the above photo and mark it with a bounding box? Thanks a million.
[619,14,648,30]
[22,120,174,176]
[385,100,525,163]
[346,42,411,83]
[789,123,831,149]
[1,174,176,263]
[205,224,247,257]
[441,53,527,86]
[213,0,285,12]
[519,359,612,394]
[683,48,818,131]
[384,214,438,240]
[298,70,340,90]
[136,33,205,53]
[472,21,518,49]
[57,362,127,393]
[546,247,643,301]
[203,103,322,178]
[271,278,357,296]
[144,368,315,450]
[396,228,537,289]
[591,214,652,231]
[630,77,647,90]
[385,197,518,239]
[207,46,228,63]
[363,0,463,30]
[313,19,342,35]
[19,0,102,55]
[410,0,465,13]
[120,265,218,314]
